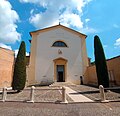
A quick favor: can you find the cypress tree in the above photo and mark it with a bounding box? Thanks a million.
[12,41,26,92]
[94,35,109,88]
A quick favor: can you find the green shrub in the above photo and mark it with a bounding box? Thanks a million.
[12,41,26,91]
[94,35,109,88]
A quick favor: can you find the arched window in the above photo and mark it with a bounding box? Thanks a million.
[52,41,67,47]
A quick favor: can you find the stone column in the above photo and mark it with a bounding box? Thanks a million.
[28,86,35,103]
[62,86,67,103]
[2,87,7,102]
[99,85,106,101]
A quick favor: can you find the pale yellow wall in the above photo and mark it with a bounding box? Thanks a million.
[86,56,120,86]
[27,34,37,85]
[28,25,88,85]
[0,48,14,87]
[81,37,89,81]
[85,65,98,86]
[107,57,120,85]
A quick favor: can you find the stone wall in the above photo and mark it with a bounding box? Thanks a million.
[85,56,120,86]
[0,47,14,87]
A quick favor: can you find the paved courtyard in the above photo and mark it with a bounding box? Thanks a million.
[0,102,120,116]
[0,84,120,102]
[0,84,120,115]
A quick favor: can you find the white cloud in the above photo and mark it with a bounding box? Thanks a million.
[14,49,19,57]
[103,45,108,48]
[0,43,12,50]
[14,49,29,57]
[26,52,29,56]
[20,0,93,32]
[114,38,120,47]
[30,9,34,14]
[81,27,97,34]
[113,24,119,28]
[60,12,83,28]
[19,0,40,3]
[85,18,90,23]
[0,0,21,44]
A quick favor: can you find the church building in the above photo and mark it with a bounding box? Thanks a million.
[28,24,88,85]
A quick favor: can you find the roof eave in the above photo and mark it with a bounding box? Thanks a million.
[29,24,87,38]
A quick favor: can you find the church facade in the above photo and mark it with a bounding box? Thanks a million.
[28,24,88,85]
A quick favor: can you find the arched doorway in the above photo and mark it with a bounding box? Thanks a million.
[53,57,67,82]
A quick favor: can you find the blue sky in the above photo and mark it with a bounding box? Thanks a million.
[0,0,120,61]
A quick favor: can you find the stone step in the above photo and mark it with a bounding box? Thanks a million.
[49,82,75,87]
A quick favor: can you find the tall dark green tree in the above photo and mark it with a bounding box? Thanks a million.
[12,41,26,92]
[94,35,109,88]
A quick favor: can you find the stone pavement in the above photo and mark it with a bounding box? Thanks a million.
[0,102,120,116]
[65,87,93,102]
[50,82,94,102]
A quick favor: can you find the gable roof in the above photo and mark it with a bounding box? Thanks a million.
[30,24,87,39]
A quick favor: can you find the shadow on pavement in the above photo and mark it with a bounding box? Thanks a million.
[69,90,99,95]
